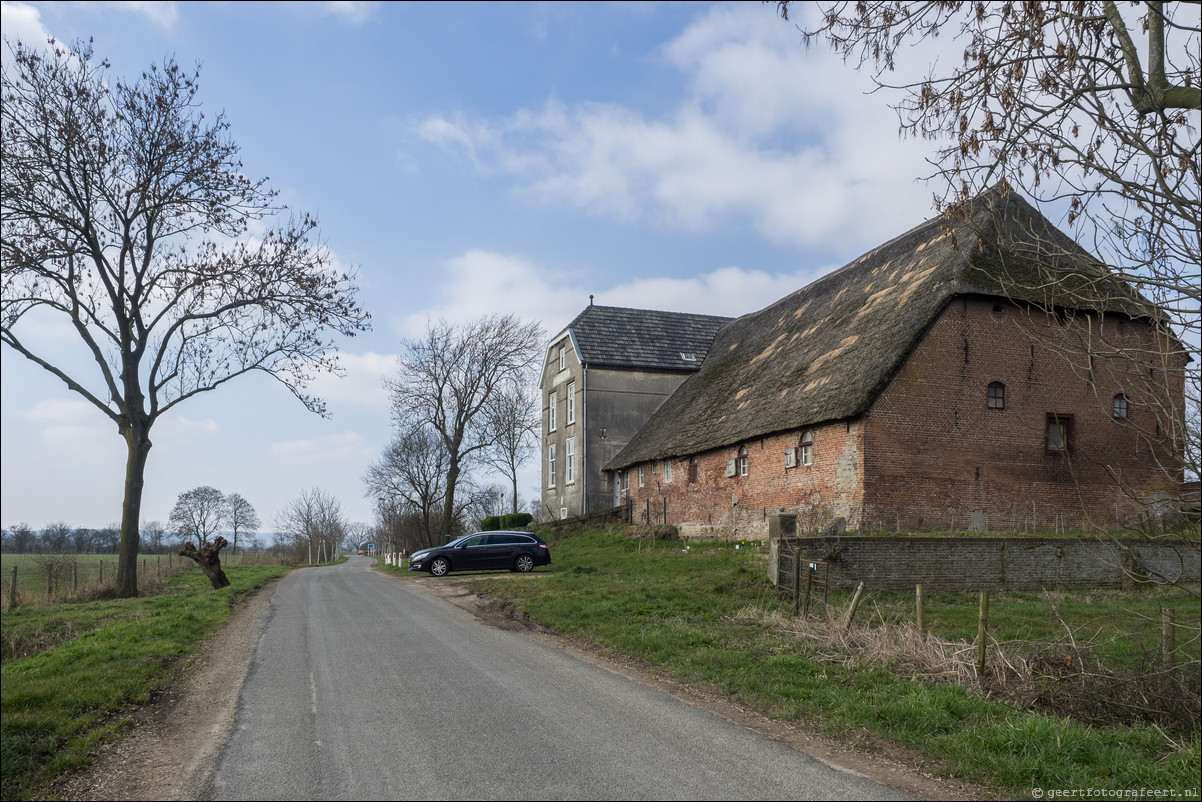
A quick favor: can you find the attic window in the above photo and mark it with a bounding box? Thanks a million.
[1046,414,1073,455]
[680,352,697,362]
[800,430,814,466]
[558,346,566,371]
[737,445,749,477]
[987,382,1005,410]
[1113,394,1129,419]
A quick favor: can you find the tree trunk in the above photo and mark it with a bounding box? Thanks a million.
[179,536,231,589]
[116,427,152,598]
[442,459,461,540]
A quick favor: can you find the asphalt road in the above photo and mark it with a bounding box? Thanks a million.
[204,556,910,801]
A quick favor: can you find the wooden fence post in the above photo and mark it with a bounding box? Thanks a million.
[801,565,814,619]
[8,565,17,610]
[843,581,866,631]
[73,561,78,594]
[791,548,801,617]
[916,584,924,631]
[977,589,990,674]
[1162,607,1176,666]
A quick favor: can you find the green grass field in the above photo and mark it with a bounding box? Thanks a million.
[402,527,1200,798]
[3,532,1198,800]
[1,563,291,801]
[0,552,286,609]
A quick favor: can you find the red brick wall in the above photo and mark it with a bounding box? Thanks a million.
[860,297,1182,532]
[622,297,1183,539]
[622,421,864,540]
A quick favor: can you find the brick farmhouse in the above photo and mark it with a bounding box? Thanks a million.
[597,189,1186,540]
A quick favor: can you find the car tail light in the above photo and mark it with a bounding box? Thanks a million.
[539,544,548,549]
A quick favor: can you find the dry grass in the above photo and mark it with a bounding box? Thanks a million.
[731,599,1202,738]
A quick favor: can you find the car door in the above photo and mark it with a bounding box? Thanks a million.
[455,534,491,570]
[483,534,522,569]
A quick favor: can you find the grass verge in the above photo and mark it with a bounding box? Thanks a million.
[0,563,289,801]
[435,527,1200,798]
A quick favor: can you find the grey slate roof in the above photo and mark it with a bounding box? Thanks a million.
[606,188,1157,471]
[564,305,733,372]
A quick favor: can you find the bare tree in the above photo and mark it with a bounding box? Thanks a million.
[4,522,35,553]
[94,523,120,554]
[39,521,71,553]
[1,40,370,596]
[169,485,230,588]
[140,520,168,554]
[777,1,1199,528]
[224,493,261,557]
[275,487,348,564]
[385,315,544,537]
[363,419,452,549]
[70,527,94,554]
[481,380,540,515]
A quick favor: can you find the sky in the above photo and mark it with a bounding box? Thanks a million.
[0,0,953,533]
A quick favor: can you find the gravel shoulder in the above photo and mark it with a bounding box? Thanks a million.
[56,568,995,801]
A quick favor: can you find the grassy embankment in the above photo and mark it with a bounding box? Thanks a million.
[0,563,290,801]
[392,526,1201,799]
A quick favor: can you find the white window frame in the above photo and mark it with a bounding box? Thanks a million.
[548,392,557,432]
[664,460,673,482]
[547,444,557,487]
[800,430,813,467]
[565,438,575,484]
[566,382,576,424]
[638,465,645,486]
[558,346,566,371]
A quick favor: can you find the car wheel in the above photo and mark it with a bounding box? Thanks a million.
[514,554,535,573]
[430,556,450,577]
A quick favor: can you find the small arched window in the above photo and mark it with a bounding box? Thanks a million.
[987,381,1006,410]
[800,430,814,466]
[737,445,749,476]
[1113,393,1129,419]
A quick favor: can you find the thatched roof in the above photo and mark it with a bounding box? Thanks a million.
[556,305,733,373]
[606,188,1156,470]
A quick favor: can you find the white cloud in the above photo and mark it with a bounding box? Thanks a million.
[404,248,839,344]
[396,250,582,338]
[94,2,179,28]
[157,414,221,438]
[322,1,377,25]
[414,3,939,255]
[0,2,51,55]
[307,351,396,411]
[268,431,375,464]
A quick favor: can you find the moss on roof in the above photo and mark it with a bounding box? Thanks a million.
[606,188,1155,471]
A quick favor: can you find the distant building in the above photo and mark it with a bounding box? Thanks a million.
[605,189,1186,539]
[539,302,731,520]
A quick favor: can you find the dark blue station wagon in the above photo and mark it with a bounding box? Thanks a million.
[408,531,551,576]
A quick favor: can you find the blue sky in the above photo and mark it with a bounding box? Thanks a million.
[1,0,949,532]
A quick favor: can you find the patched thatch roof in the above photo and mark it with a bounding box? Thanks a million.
[559,305,733,372]
[606,188,1156,470]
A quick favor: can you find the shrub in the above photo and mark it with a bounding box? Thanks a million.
[502,513,533,529]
